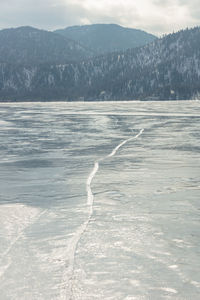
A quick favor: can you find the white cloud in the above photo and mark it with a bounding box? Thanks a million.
[0,0,199,35]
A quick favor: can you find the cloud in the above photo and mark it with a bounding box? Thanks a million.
[0,0,199,35]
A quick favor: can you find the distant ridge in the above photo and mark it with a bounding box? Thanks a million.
[55,24,157,55]
[0,26,93,65]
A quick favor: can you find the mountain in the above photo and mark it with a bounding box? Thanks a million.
[55,24,157,55]
[0,26,93,65]
[0,26,200,101]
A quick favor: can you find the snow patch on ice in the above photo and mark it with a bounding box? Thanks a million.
[0,204,46,278]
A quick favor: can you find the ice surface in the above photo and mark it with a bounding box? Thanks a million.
[0,101,200,299]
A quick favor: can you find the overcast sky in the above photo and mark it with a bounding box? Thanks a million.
[0,0,199,35]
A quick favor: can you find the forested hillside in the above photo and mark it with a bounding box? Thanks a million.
[0,27,200,101]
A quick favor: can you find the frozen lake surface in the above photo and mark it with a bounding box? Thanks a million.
[0,101,200,299]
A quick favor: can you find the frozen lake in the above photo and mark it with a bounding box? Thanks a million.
[0,101,200,299]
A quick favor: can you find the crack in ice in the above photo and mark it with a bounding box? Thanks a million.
[61,129,144,300]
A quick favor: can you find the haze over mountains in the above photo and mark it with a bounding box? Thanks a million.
[0,24,200,101]
[55,24,156,55]
[0,24,156,65]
